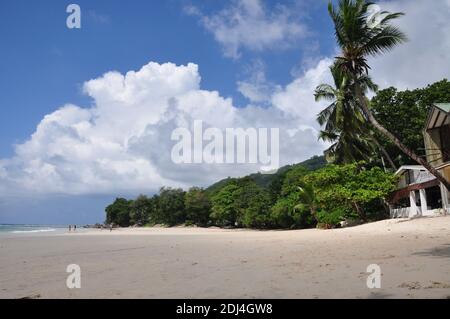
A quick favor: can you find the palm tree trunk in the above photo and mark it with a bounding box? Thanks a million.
[310,205,317,219]
[354,84,450,191]
[370,136,397,171]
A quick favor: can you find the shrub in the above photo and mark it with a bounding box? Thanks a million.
[316,209,345,229]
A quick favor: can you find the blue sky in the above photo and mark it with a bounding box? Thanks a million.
[0,0,334,157]
[0,0,449,224]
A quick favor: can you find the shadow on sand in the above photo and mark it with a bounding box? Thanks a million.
[412,244,450,258]
[366,291,394,299]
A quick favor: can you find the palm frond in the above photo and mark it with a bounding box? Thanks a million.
[317,102,336,126]
[361,25,407,57]
[314,84,336,102]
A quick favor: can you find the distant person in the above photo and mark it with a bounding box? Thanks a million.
[69,225,72,232]
[73,225,76,231]
[110,224,113,232]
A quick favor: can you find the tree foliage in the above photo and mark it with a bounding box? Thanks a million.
[305,163,397,222]
[130,195,152,226]
[154,187,186,226]
[210,183,240,227]
[185,187,211,226]
[371,79,450,167]
[105,198,132,227]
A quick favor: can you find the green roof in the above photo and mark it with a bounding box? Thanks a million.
[434,103,450,113]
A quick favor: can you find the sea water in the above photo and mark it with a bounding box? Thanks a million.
[0,224,67,236]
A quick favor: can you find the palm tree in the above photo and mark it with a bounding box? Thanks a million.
[294,183,317,219]
[328,0,450,190]
[315,63,397,169]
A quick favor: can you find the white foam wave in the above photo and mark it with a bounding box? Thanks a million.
[11,228,56,234]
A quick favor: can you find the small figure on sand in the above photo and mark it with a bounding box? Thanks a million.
[109,224,113,232]
[69,225,72,232]
[73,225,76,231]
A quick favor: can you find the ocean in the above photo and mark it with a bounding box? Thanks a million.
[0,224,69,235]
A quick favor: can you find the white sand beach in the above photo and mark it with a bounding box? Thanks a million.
[1,216,450,299]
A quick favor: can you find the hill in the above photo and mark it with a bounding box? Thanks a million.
[205,155,326,194]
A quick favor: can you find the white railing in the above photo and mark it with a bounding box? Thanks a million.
[390,207,410,218]
[391,207,449,218]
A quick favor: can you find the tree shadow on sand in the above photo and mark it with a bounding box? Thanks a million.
[412,244,450,258]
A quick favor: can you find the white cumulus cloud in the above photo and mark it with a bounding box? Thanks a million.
[0,60,331,196]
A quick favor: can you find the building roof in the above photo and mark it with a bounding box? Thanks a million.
[394,165,426,176]
[425,103,450,131]
[434,103,450,113]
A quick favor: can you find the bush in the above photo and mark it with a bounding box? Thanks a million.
[316,209,345,229]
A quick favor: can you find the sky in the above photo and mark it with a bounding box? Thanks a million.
[0,0,449,224]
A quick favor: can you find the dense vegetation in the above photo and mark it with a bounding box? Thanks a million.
[105,157,397,229]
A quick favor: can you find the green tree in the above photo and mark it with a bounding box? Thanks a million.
[146,195,159,225]
[129,194,151,226]
[371,79,450,167]
[184,187,211,226]
[210,183,240,227]
[270,194,298,229]
[105,198,132,227]
[315,63,396,169]
[328,0,449,190]
[306,163,397,221]
[270,167,317,229]
[155,187,186,226]
[234,179,271,228]
[270,192,315,229]
[267,169,288,204]
[294,182,318,220]
[279,165,309,196]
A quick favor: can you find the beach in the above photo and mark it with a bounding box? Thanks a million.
[1,216,450,299]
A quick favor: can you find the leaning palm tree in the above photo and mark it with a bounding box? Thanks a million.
[328,0,450,190]
[315,63,397,169]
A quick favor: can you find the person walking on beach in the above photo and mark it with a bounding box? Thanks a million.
[69,225,72,232]
[73,225,76,231]
[110,224,113,232]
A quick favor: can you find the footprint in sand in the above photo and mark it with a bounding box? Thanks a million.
[398,282,421,290]
[424,282,450,289]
